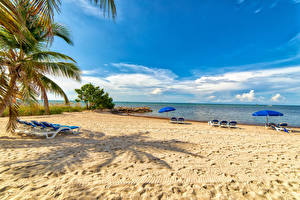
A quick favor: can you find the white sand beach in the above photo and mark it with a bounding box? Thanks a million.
[0,111,299,199]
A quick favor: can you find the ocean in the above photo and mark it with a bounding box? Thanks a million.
[114,102,300,127]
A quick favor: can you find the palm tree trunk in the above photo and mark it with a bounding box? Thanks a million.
[41,87,50,115]
[0,74,17,115]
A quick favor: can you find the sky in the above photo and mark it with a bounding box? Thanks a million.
[50,0,300,105]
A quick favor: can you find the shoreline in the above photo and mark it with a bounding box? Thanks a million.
[113,112,300,128]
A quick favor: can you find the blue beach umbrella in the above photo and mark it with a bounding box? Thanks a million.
[252,110,283,125]
[158,107,176,113]
[158,107,176,118]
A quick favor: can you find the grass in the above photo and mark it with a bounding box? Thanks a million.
[1,103,86,117]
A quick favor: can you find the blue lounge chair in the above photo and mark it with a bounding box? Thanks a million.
[229,121,237,128]
[16,120,42,136]
[208,120,219,127]
[220,120,228,128]
[170,117,177,124]
[31,120,48,129]
[178,117,185,124]
[16,119,80,139]
[41,122,80,138]
[271,123,291,133]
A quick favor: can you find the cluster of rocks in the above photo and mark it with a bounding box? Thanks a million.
[112,106,152,113]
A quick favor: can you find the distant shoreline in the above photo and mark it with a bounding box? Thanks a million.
[46,100,300,107]
[111,112,300,128]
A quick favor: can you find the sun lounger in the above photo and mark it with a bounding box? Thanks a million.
[208,120,219,127]
[178,117,185,124]
[271,123,291,133]
[41,122,80,138]
[16,119,80,139]
[265,122,276,129]
[170,117,177,123]
[16,120,45,136]
[220,120,228,128]
[229,121,237,128]
[31,120,50,130]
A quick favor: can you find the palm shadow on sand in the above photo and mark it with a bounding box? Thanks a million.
[0,130,202,177]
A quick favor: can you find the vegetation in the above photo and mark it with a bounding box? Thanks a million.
[0,1,80,132]
[1,103,86,117]
[0,0,117,133]
[75,83,115,110]
[0,1,116,42]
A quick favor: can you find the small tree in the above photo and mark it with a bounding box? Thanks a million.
[75,83,114,109]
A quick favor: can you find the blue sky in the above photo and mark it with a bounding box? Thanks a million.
[50,0,300,104]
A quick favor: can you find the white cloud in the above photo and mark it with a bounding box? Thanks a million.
[271,93,284,102]
[65,0,105,19]
[111,63,177,80]
[46,63,300,103]
[236,90,255,102]
[151,88,163,95]
[254,8,262,14]
[207,96,216,100]
[81,69,99,75]
[105,74,162,88]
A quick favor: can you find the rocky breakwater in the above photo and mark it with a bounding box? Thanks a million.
[113,106,152,113]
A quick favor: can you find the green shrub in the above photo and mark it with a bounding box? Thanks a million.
[75,83,114,110]
[1,103,86,117]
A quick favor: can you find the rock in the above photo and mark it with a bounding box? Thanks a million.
[113,106,153,113]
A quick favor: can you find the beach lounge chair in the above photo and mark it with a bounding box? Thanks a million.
[16,120,80,139]
[229,121,237,128]
[208,120,219,127]
[265,122,276,129]
[16,119,28,130]
[220,120,228,128]
[178,117,185,124]
[40,122,80,139]
[271,123,291,133]
[16,120,45,136]
[170,117,177,123]
[278,123,288,128]
[31,120,49,130]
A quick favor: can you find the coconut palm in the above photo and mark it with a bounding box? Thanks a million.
[0,1,81,132]
[1,1,76,112]
[0,0,116,41]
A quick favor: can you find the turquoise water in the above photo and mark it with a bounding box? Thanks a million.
[114,102,300,127]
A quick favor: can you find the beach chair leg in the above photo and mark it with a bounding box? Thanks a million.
[47,131,58,139]
[74,127,80,134]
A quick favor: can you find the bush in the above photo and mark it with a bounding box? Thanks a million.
[75,83,114,110]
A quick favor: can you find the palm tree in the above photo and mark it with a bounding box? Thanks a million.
[0,0,116,42]
[0,1,81,132]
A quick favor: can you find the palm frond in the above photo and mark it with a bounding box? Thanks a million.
[90,0,117,19]
[0,0,37,46]
[29,51,76,62]
[51,23,73,45]
[41,75,69,103]
[31,61,81,81]
[30,0,61,33]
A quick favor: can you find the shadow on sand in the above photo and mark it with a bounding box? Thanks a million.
[0,130,202,177]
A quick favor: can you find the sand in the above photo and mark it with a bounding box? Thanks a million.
[0,111,299,199]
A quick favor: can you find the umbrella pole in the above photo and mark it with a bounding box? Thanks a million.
[266,116,269,126]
